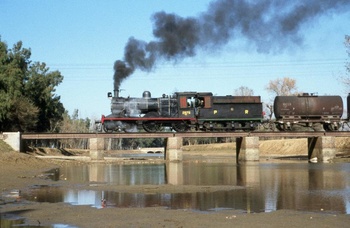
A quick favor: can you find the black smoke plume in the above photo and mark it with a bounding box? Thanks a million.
[114,0,350,90]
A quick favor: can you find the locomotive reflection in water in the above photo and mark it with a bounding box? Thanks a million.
[96,89,349,133]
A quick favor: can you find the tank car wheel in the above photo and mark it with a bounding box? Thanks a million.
[276,123,292,131]
[172,121,189,132]
[276,123,284,131]
[142,112,162,132]
[323,123,338,132]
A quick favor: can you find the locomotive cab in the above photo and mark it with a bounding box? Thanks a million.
[176,92,212,119]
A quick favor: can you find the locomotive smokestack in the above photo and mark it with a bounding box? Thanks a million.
[113,0,350,86]
[114,88,119,98]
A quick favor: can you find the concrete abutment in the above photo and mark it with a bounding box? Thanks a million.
[1,132,22,151]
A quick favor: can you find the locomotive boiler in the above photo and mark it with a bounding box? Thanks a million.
[100,90,264,132]
[273,93,343,131]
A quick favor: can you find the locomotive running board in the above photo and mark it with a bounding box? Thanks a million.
[101,116,196,122]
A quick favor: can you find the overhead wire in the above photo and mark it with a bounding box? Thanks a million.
[46,58,348,81]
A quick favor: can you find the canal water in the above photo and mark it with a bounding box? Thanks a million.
[22,160,350,214]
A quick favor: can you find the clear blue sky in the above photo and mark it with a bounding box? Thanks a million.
[1,0,349,119]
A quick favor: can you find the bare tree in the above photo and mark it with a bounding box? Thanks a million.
[265,104,274,120]
[234,86,254,96]
[265,77,299,96]
[264,77,299,123]
[58,110,91,149]
[346,35,350,72]
[340,35,350,88]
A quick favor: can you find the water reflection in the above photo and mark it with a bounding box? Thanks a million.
[58,163,167,185]
[28,161,350,214]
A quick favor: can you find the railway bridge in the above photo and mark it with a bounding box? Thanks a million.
[2,131,350,162]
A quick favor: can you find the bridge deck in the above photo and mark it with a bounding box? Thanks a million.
[21,131,350,139]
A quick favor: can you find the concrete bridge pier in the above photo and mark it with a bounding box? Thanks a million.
[166,162,184,185]
[165,137,183,162]
[236,137,260,162]
[89,138,104,160]
[308,136,336,162]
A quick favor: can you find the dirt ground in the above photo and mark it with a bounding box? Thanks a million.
[1,138,350,227]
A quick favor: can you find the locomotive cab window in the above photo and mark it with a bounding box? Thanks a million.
[195,96,211,108]
[178,93,212,109]
[179,96,196,108]
[187,97,195,107]
[195,97,205,108]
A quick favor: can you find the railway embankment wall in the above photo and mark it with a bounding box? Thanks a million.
[0,132,21,151]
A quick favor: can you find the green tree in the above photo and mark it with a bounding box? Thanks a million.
[25,62,65,132]
[0,38,65,132]
[8,96,39,131]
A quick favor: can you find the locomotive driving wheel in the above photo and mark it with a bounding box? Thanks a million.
[172,121,189,132]
[103,121,113,133]
[142,112,162,133]
[124,122,138,133]
[103,125,113,133]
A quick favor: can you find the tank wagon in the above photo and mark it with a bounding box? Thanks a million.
[99,90,263,132]
[273,93,343,131]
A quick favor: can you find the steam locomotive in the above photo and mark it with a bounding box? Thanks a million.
[98,90,263,132]
[97,90,346,133]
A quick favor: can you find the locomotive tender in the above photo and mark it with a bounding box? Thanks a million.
[98,90,348,133]
[100,90,263,132]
